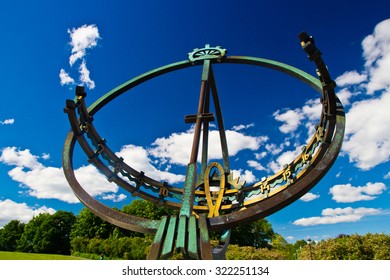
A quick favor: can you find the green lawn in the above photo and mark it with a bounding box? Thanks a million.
[0,251,85,260]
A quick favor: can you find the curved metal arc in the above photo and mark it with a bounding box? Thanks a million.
[65,98,184,209]
[63,50,342,234]
[87,60,193,115]
[224,56,322,93]
[62,131,160,234]
[72,56,324,209]
[85,56,322,117]
[207,92,345,231]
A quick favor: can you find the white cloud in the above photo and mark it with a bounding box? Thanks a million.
[0,118,14,125]
[265,142,286,156]
[231,169,257,184]
[79,60,95,89]
[384,172,390,179]
[343,90,390,169]
[247,160,267,172]
[0,146,43,170]
[101,193,127,202]
[362,19,390,94]
[335,70,367,87]
[301,99,321,122]
[232,123,254,131]
[293,207,381,226]
[330,19,390,170]
[329,182,387,203]
[41,153,50,160]
[336,88,354,106]
[149,128,267,166]
[0,199,56,228]
[0,147,121,203]
[68,24,100,66]
[300,192,320,202]
[116,144,185,184]
[271,98,322,146]
[273,109,304,134]
[60,24,100,90]
[59,69,75,86]
[255,151,267,160]
[268,145,302,173]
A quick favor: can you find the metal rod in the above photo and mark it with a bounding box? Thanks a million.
[189,60,211,164]
[209,67,230,172]
[200,84,211,175]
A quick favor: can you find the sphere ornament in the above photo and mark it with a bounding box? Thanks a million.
[63,32,345,259]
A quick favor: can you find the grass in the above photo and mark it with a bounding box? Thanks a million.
[0,251,86,260]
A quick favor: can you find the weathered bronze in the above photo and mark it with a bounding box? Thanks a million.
[63,32,345,259]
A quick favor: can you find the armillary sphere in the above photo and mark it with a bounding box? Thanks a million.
[63,32,345,260]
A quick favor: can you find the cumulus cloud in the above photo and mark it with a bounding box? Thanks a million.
[101,193,127,203]
[149,128,268,166]
[0,199,56,228]
[343,90,390,169]
[68,24,100,66]
[79,60,95,89]
[59,69,75,86]
[116,144,185,184]
[60,24,100,90]
[333,19,390,170]
[0,147,121,203]
[0,118,15,125]
[336,88,354,106]
[231,169,257,184]
[0,146,43,170]
[247,160,267,172]
[273,109,304,134]
[269,19,390,171]
[362,19,390,94]
[293,207,381,226]
[300,192,320,202]
[232,123,255,131]
[268,145,303,173]
[335,70,368,87]
[329,182,387,203]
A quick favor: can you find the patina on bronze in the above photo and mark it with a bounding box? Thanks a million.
[63,32,345,259]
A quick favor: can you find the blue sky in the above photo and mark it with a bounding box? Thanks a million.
[1,0,389,243]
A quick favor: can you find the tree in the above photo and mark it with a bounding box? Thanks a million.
[17,213,50,253]
[297,233,390,260]
[33,211,76,255]
[120,200,176,237]
[226,244,285,260]
[121,199,175,220]
[0,220,25,251]
[70,208,113,240]
[229,219,275,248]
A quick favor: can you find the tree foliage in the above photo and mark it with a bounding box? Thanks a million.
[32,211,75,255]
[70,208,113,240]
[15,211,75,255]
[0,220,25,251]
[298,233,390,260]
[17,213,50,253]
[229,219,275,248]
[2,199,390,260]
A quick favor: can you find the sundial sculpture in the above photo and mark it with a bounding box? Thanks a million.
[63,32,345,260]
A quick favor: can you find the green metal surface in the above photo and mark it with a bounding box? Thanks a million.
[176,215,187,254]
[180,163,197,217]
[187,215,198,259]
[161,216,177,259]
[147,216,168,260]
